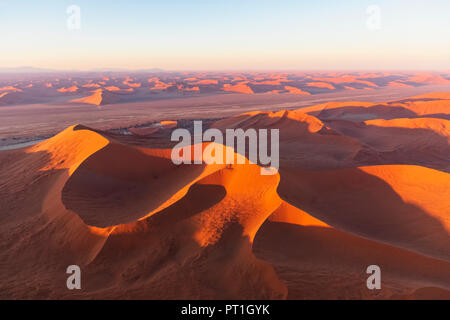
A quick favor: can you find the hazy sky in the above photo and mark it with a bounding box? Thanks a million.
[1,0,449,70]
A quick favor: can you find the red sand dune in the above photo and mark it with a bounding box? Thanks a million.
[0,86,22,92]
[264,90,283,95]
[313,75,378,87]
[191,79,218,85]
[184,86,200,92]
[223,83,254,94]
[1,92,449,300]
[105,86,133,92]
[123,81,142,88]
[388,81,413,88]
[298,93,450,121]
[57,86,79,93]
[284,86,311,95]
[406,73,450,85]
[150,81,172,91]
[82,83,102,88]
[71,89,104,106]
[307,82,336,90]
[277,165,450,261]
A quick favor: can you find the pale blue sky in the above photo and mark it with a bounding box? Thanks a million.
[0,0,449,70]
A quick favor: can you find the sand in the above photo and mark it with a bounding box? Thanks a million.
[0,92,449,299]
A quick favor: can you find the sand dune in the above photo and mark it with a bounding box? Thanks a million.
[325,117,450,171]
[71,89,104,106]
[57,86,79,93]
[299,93,450,121]
[388,81,413,88]
[1,92,449,300]
[1,72,450,107]
[71,89,130,106]
[307,82,336,90]
[277,165,450,261]
[223,83,254,94]
[213,109,363,169]
[284,86,311,95]
[406,73,450,85]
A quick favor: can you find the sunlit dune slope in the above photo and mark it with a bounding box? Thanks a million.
[84,164,286,299]
[0,125,285,299]
[300,93,450,121]
[71,89,104,106]
[213,110,365,169]
[71,89,130,106]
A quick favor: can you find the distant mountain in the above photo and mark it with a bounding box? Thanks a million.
[0,66,59,74]
[0,66,165,74]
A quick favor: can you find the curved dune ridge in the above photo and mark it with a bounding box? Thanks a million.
[0,93,449,299]
[2,72,450,108]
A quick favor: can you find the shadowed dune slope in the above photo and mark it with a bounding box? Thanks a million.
[325,117,450,172]
[277,165,450,262]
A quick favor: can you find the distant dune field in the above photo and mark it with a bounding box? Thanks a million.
[2,71,450,146]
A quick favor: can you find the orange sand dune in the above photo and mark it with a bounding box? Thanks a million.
[307,82,336,90]
[365,117,450,136]
[312,75,378,87]
[213,110,363,169]
[71,89,104,106]
[255,191,450,299]
[388,81,413,88]
[0,125,287,299]
[254,217,450,299]
[191,79,218,85]
[150,81,172,91]
[123,81,142,88]
[405,92,450,101]
[105,86,134,92]
[160,120,178,128]
[277,165,450,261]
[299,93,450,121]
[406,73,450,85]
[1,92,449,300]
[82,83,101,88]
[284,86,311,95]
[0,86,22,92]
[57,86,79,93]
[223,83,254,94]
[264,90,283,95]
[70,89,127,106]
[325,117,450,171]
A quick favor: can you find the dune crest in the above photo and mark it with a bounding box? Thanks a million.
[71,89,104,106]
